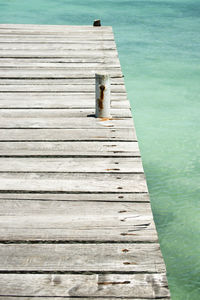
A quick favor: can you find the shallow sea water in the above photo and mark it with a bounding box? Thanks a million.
[0,0,200,299]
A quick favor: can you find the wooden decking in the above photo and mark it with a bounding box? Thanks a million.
[0,24,170,299]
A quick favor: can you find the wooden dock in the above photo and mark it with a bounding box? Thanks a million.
[0,23,170,299]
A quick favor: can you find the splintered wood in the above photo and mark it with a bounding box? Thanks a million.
[0,23,170,299]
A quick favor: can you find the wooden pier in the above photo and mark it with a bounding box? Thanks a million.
[0,23,170,299]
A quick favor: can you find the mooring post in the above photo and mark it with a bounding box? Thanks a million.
[93,19,101,27]
[95,73,111,118]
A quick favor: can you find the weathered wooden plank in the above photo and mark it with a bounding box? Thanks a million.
[0,108,131,118]
[0,38,116,43]
[0,23,110,27]
[0,26,110,31]
[0,35,114,41]
[0,43,117,50]
[0,41,116,49]
[0,77,124,85]
[0,35,115,40]
[0,24,112,29]
[0,193,149,202]
[0,243,166,272]
[0,57,121,64]
[0,84,126,93]
[0,92,128,101]
[0,37,115,42]
[0,141,139,157]
[0,68,122,78]
[0,101,130,110]
[0,128,136,141]
[0,66,121,71]
[0,91,128,100]
[0,92,127,99]
[0,173,147,193]
[0,118,132,129]
[0,48,117,54]
[0,27,112,33]
[0,50,118,58]
[0,200,156,242]
[0,35,113,42]
[0,31,113,37]
[0,62,121,69]
[0,273,170,298]
[0,99,130,110]
[0,157,142,172]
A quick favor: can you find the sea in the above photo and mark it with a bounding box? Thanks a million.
[0,0,199,299]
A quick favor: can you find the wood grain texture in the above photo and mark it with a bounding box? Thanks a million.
[0,57,121,64]
[0,273,170,298]
[0,84,126,92]
[0,35,114,41]
[0,92,127,98]
[0,31,114,36]
[0,58,120,65]
[0,77,125,84]
[0,128,136,141]
[0,67,122,77]
[0,40,116,45]
[0,91,130,109]
[0,100,130,110]
[0,91,127,98]
[0,157,143,172]
[0,243,166,273]
[0,43,117,51]
[0,173,147,193]
[0,31,114,37]
[0,108,131,119]
[0,141,139,157]
[0,108,131,118]
[0,117,133,129]
[0,193,149,202]
[0,200,157,242]
[0,24,113,29]
[0,27,113,33]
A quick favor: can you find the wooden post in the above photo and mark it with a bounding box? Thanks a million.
[95,73,111,118]
[93,19,101,27]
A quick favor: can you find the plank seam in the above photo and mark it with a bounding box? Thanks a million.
[0,270,164,275]
[0,199,149,203]
[0,156,141,158]
[0,191,148,194]
[0,140,137,143]
[0,241,157,244]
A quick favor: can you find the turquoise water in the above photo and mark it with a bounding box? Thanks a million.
[0,0,199,298]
